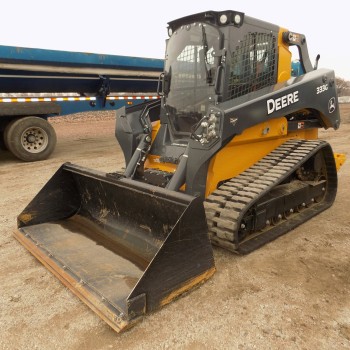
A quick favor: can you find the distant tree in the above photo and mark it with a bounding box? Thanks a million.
[336,77,350,96]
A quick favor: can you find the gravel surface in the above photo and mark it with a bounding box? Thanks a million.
[0,105,349,350]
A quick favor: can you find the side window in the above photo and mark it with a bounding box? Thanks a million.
[229,32,277,99]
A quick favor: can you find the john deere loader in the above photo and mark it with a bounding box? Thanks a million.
[15,10,345,332]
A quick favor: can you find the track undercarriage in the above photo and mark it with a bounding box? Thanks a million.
[205,139,337,254]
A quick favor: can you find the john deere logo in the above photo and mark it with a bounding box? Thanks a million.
[229,117,238,126]
[328,97,336,113]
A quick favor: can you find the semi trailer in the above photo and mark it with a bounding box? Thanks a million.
[0,45,163,161]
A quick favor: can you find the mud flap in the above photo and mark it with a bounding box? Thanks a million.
[14,163,215,332]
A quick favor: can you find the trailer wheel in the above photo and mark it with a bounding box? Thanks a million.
[6,117,57,162]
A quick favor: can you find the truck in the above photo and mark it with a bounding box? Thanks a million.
[0,45,163,161]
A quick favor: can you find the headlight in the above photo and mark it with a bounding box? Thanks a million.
[219,14,228,24]
[233,14,242,25]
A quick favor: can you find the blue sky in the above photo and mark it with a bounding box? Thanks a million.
[1,0,349,79]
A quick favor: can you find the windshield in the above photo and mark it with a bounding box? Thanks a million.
[164,23,222,133]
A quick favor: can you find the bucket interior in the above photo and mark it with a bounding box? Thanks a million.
[17,165,192,315]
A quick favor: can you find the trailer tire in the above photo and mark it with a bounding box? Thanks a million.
[3,119,18,150]
[6,117,57,162]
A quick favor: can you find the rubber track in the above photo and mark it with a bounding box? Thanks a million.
[204,139,337,254]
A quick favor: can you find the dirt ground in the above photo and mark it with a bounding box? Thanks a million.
[1,106,350,350]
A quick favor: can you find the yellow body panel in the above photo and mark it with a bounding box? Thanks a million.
[151,120,161,140]
[277,28,292,82]
[145,120,179,173]
[205,121,318,197]
[145,154,177,173]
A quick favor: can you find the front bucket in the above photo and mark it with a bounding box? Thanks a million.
[14,163,215,332]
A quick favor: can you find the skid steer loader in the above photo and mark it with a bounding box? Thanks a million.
[15,10,345,332]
